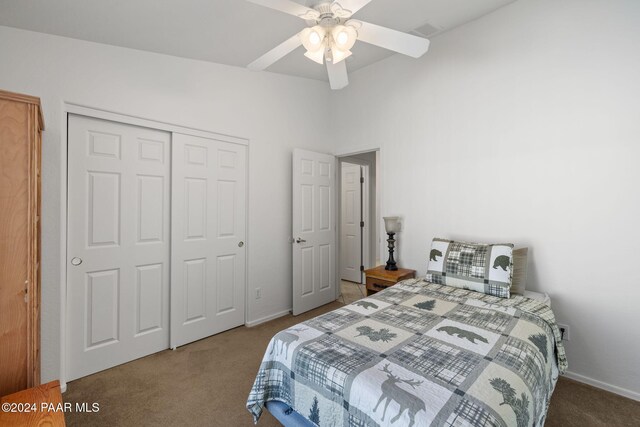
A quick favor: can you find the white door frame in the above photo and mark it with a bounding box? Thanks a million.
[335,148,380,299]
[59,103,249,391]
[361,164,371,281]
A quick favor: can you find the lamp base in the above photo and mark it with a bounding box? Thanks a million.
[385,232,398,271]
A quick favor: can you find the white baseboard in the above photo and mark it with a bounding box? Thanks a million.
[60,381,67,393]
[245,309,291,327]
[563,370,640,401]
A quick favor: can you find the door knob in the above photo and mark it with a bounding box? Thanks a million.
[238,241,244,247]
[296,238,307,244]
[71,257,83,266]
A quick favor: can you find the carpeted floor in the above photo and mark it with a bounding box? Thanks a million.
[64,282,640,426]
[339,280,366,304]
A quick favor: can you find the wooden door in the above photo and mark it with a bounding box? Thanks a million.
[0,90,42,396]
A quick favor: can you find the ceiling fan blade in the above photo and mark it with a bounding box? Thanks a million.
[246,0,317,19]
[248,33,302,71]
[355,20,430,58]
[326,59,349,90]
[337,0,373,15]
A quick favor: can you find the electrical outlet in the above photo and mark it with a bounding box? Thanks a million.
[256,288,262,300]
[558,324,570,341]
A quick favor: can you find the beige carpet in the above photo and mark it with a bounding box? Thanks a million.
[64,301,343,427]
[339,280,366,304]
[64,284,640,426]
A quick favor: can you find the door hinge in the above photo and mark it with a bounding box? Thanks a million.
[360,177,364,184]
[360,265,365,272]
[360,221,365,228]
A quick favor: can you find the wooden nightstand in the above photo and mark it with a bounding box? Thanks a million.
[364,266,416,296]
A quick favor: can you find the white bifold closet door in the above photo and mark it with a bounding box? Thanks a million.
[67,115,171,381]
[170,133,246,348]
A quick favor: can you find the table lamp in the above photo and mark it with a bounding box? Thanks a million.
[383,216,401,271]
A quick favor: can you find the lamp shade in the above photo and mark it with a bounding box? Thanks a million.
[332,25,357,52]
[330,47,352,64]
[383,216,401,234]
[301,26,326,52]
[304,49,325,65]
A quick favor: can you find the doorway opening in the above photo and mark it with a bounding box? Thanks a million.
[338,150,380,304]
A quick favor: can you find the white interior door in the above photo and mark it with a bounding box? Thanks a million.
[340,163,362,282]
[170,133,246,348]
[67,115,170,381]
[292,149,336,315]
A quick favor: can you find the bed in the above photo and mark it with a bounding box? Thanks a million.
[247,278,567,426]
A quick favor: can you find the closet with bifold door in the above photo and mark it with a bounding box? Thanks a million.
[66,114,246,381]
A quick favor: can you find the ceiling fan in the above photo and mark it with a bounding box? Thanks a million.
[246,0,431,90]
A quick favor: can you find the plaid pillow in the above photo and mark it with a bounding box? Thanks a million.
[425,238,514,298]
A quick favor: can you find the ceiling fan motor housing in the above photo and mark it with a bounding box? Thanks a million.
[303,1,352,25]
[306,1,332,11]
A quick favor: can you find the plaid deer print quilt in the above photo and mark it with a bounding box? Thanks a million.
[247,279,567,427]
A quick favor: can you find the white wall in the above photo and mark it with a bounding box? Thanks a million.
[0,26,332,383]
[331,0,640,398]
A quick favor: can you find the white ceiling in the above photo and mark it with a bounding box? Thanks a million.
[0,0,516,82]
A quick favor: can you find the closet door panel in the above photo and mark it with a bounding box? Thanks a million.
[67,115,170,381]
[171,134,246,348]
[214,143,246,322]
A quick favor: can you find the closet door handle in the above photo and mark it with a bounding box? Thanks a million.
[238,241,244,247]
[296,238,306,244]
[71,257,83,266]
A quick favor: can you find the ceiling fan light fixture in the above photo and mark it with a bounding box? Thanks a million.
[330,47,352,64]
[336,31,348,45]
[304,48,325,65]
[309,31,321,45]
[332,25,357,51]
[301,26,326,52]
